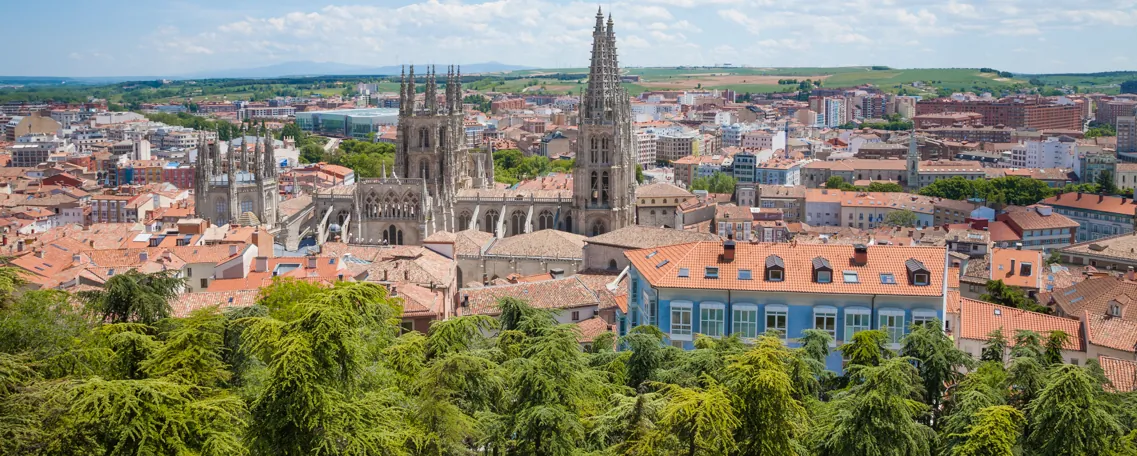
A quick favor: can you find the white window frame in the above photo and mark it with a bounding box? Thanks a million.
[670,301,693,341]
[699,302,726,338]
[912,309,939,328]
[913,272,929,285]
[844,307,871,342]
[814,306,838,344]
[817,270,832,283]
[765,304,788,338]
[879,308,906,346]
[767,268,784,281]
[732,304,759,340]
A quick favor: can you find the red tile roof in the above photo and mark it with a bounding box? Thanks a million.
[959,297,1082,350]
[627,242,947,297]
[989,248,1043,290]
[1043,193,1137,217]
[575,316,613,343]
[1100,356,1137,392]
[1084,312,1137,353]
[458,276,600,316]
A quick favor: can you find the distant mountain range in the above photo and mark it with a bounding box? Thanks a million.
[0,61,534,85]
[177,61,534,79]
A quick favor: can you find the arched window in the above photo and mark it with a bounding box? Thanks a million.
[510,210,527,236]
[214,199,228,224]
[538,210,554,230]
[337,210,349,225]
[590,172,599,205]
[458,211,472,231]
[439,126,448,150]
[419,128,430,148]
[591,220,606,236]
[564,214,573,233]
[608,259,618,270]
[485,210,500,234]
[240,199,253,215]
[601,171,610,205]
[365,191,379,218]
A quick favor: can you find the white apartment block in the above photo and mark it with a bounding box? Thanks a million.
[1014,136,1077,169]
[741,130,787,151]
[635,131,657,167]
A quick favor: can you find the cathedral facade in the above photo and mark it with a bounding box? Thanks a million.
[194,134,279,228]
[203,10,636,247]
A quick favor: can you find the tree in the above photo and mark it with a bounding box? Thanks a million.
[883,210,919,228]
[1042,330,1070,366]
[689,172,736,194]
[840,330,889,371]
[949,405,1024,456]
[817,358,935,456]
[78,270,184,325]
[1024,364,1124,455]
[901,320,973,425]
[980,328,1008,362]
[865,182,904,192]
[981,280,1047,313]
[919,176,976,200]
[825,176,855,191]
[1096,170,1119,195]
[655,379,739,456]
[726,336,808,455]
[1121,80,1137,95]
[636,164,645,184]
[242,282,407,456]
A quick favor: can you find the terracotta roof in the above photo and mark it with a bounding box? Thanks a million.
[998,209,1079,231]
[947,290,961,314]
[170,290,258,317]
[627,242,947,297]
[453,230,495,256]
[959,297,1083,350]
[1060,232,1137,264]
[1046,276,1137,319]
[1084,312,1137,353]
[1099,356,1137,392]
[989,248,1043,290]
[575,316,613,343]
[1042,193,1137,217]
[395,282,444,318]
[485,229,585,259]
[986,221,1022,243]
[459,276,600,316]
[585,225,720,249]
[803,159,908,171]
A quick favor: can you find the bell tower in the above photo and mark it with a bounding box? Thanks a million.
[571,8,635,236]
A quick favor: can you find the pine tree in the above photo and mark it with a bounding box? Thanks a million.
[818,358,935,456]
[949,405,1024,456]
[1024,364,1124,455]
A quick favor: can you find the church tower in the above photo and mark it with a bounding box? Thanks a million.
[391,64,468,232]
[906,130,919,189]
[571,8,636,236]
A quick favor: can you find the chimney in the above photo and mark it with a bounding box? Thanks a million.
[1015,242,1023,250]
[1099,194,1105,203]
[72,254,81,264]
[306,256,317,269]
[34,249,44,259]
[1010,258,1016,275]
[853,244,868,266]
[254,256,268,273]
[229,244,238,256]
[550,268,566,279]
[723,240,736,262]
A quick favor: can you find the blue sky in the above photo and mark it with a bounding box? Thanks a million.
[2,0,1135,76]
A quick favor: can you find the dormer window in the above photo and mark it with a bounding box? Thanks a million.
[765,254,785,282]
[1109,302,1122,318]
[906,258,930,286]
[812,257,832,284]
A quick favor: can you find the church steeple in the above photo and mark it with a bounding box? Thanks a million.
[907,130,920,188]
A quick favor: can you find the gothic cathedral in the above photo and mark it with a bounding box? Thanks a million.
[206,10,636,246]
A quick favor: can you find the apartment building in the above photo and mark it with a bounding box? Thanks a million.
[623,242,947,372]
[1042,193,1137,242]
[916,98,1082,130]
[656,131,702,163]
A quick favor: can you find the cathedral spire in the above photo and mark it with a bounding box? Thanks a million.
[407,65,416,115]
[264,132,275,178]
[400,66,408,116]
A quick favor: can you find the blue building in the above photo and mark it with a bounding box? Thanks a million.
[623,241,947,372]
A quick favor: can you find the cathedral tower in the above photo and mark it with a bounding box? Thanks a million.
[571,8,636,236]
